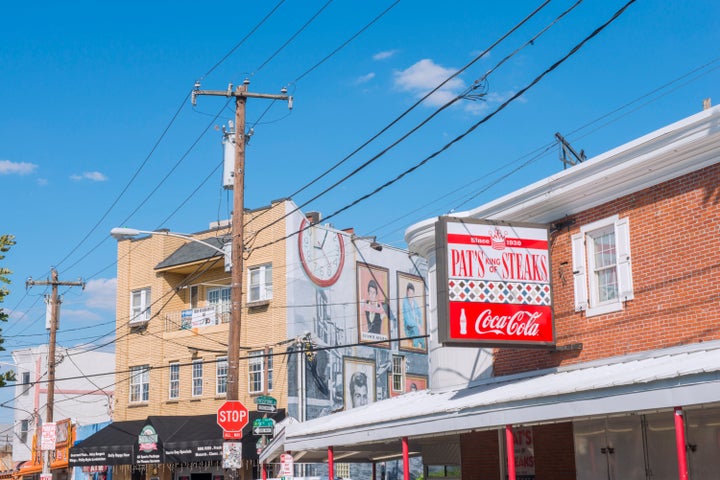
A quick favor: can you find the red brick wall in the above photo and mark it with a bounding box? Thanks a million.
[494,162,720,375]
[533,423,576,480]
[461,430,500,480]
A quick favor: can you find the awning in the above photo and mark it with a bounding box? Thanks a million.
[282,341,720,462]
[70,420,145,466]
[70,411,285,467]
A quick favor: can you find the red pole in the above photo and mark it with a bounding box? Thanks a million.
[261,462,267,480]
[674,407,689,480]
[372,461,377,480]
[506,425,516,480]
[402,437,410,480]
[328,446,334,480]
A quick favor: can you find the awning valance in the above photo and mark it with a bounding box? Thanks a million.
[70,411,285,467]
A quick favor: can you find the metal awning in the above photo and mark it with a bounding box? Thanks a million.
[279,341,720,463]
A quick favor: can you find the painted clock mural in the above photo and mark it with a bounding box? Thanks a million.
[298,218,345,287]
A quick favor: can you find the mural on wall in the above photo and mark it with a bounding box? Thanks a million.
[388,373,428,398]
[287,208,428,428]
[356,263,390,345]
[343,357,376,409]
[397,272,427,352]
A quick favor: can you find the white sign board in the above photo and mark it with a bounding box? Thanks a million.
[41,422,56,451]
[280,453,294,478]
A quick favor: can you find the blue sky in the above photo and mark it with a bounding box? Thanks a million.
[1,0,719,422]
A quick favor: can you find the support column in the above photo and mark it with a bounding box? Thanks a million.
[402,437,409,480]
[505,425,516,480]
[261,463,266,480]
[674,407,689,480]
[328,446,334,480]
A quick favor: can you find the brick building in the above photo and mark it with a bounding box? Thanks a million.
[277,106,720,479]
[71,199,428,480]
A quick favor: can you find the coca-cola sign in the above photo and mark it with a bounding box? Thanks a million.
[436,217,555,347]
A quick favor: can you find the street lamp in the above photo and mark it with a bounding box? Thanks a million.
[110,227,232,269]
[110,226,243,400]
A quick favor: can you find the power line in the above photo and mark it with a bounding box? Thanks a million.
[245,0,638,256]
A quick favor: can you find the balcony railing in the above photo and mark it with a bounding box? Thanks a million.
[164,305,231,332]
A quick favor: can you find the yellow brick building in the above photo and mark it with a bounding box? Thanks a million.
[113,199,290,420]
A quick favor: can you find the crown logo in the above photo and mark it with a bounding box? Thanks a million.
[490,227,507,250]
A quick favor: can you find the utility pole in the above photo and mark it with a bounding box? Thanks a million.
[26,268,84,479]
[192,80,291,401]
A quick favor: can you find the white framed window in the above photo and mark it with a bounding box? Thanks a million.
[21,371,31,395]
[19,419,29,443]
[571,215,633,317]
[207,286,231,323]
[248,349,273,394]
[192,360,203,397]
[168,362,180,400]
[216,356,228,396]
[391,355,405,393]
[248,351,264,394]
[130,288,151,325]
[248,264,273,303]
[129,365,150,403]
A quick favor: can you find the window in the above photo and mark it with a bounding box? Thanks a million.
[168,362,180,400]
[21,371,30,395]
[248,264,272,303]
[216,357,228,396]
[391,355,405,393]
[248,351,264,394]
[130,288,151,325]
[207,286,231,323]
[129,365,150,403]
[192,360,203,397]
[19,419,29,443]
[571,215,633,316]
[190,285,199,309]
[267,349,273,391]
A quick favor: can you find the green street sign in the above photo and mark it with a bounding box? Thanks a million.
[255,395,277,412]
[252,418,275,436]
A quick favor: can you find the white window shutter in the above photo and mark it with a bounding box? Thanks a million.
[571,232,588,311]
[615,217,634,301]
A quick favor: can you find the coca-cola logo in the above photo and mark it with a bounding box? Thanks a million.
[470,309,542,337]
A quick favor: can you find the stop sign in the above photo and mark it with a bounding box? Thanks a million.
[217,401,249,439]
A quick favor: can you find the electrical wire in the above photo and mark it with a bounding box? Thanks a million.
[245,0,638,256]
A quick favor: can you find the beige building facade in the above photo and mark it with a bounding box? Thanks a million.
[114,199,290,421]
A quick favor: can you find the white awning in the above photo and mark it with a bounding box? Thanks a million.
[282,341,720,462]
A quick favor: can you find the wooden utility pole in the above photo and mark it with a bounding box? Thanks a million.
[26,268,84,478]
[192,80,291,401]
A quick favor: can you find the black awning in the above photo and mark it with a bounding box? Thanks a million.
[69,420,145,466]
[69,411,286,467]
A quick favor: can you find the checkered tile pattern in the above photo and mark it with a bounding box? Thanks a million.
[448,279,551,305]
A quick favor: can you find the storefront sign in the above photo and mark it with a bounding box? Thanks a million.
[181,306,219,329]
[513,427,536,480]
[436,217,555,347]
[137,425,161,464]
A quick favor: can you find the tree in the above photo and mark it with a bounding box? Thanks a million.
[0,235,17,386]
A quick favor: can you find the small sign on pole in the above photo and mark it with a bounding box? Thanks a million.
[41,422,56,451]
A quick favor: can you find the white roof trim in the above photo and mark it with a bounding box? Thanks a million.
[406,105,720,255]
[285,341,720,451]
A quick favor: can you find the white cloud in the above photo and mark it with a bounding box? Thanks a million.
[0,160,37,175]
[37,178,49,186]
[83,278,117,310]
[373,50,399,61]
[70,171,108,182]
[393,59,466,107]
[353,72,376,85]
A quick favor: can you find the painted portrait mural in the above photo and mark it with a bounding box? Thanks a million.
[397,272,427,352]
[356,263,390,344]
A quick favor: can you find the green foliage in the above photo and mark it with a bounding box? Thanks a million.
[0,234,15,387]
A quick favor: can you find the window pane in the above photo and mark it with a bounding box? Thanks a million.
[192,361,203,397]
[248,351,263,393]
[130,365,149,402]
[217,357,228,395]
[169,363,180,399]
